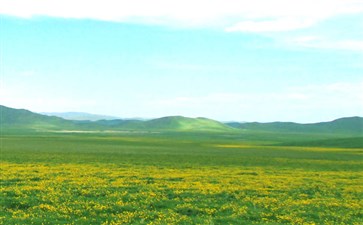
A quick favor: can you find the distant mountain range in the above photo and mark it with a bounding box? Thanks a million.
[1,105,362,135]
[41,112,121,121]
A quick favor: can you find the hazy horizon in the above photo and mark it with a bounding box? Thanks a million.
[1,104,361,124]
[1,0,362,123]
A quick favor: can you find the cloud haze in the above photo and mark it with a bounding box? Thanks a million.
[147,81,363,122]
[1,0,362,31]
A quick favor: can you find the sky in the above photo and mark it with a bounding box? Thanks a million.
[0,0,362,122]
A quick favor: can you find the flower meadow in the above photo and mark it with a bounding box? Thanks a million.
[1,134,362,224]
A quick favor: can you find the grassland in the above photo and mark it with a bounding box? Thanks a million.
[1,131,362,224]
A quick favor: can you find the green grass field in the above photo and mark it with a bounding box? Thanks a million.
[1,131,362,224]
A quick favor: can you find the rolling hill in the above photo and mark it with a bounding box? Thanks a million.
[1,105,362,135]
[142,116,234,131]
[226,117,363,135]
[0,105,233,132]
[0,105,75,131]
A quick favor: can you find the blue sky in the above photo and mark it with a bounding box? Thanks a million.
[1,0,362,122]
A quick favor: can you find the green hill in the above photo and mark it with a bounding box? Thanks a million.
[226,117,363,135]
[142,116,235,132]
[0,106,233,132]
[0,105,74,131]
[1,105,362,134]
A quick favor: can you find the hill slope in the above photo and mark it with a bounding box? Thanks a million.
[142,116,235,131]
[1,105,362,134]
[226,117,363,135]
[0,106,233,132]
[0,105,74,130]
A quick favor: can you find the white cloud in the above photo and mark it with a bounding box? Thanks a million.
[290,36,322,45]
[225,18,316,32]
[2,0,363,52]
[289,82,363,99]
[1,0,362,31]
[286,36,363,51]
[333,40,363,51]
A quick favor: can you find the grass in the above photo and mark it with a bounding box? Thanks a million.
[279,137,363,148]
[1,131,362,224]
